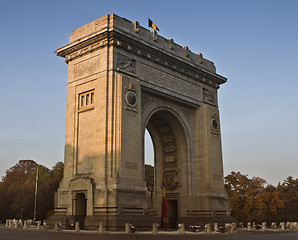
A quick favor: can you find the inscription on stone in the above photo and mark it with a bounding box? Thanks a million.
[140,63,200,102]
[75,55,100,80]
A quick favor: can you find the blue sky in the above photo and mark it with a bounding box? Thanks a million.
[0,0,297,185]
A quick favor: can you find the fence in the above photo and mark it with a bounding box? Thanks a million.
[5,219,298,235]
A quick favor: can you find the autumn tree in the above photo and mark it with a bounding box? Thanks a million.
[224,171,285,223]
[253,184,284,223]
[0,160,63,222]
[224,171,251,222]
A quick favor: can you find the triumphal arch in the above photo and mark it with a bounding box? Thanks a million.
[50,14,232,229]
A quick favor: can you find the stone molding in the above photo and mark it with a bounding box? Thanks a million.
[56,16,226,89]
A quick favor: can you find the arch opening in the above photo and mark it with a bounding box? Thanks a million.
[144,109,189,229]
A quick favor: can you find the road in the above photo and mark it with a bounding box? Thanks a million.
[1,228,298,240]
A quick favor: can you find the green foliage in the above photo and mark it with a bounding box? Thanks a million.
[225,171,297,223]
[145,164,154,193]
[0,160,64,222]
[277,176,298,222]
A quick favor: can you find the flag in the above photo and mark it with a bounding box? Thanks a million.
[161,178,168,230]
[148,18,159,31]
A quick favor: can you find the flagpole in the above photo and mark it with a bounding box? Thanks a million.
[33,166,38,221]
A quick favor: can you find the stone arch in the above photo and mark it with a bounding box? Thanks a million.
[142,105,193,225]
[142,102,195,196]
[51,14,234,229]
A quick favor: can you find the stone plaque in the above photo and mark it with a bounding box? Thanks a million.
[75,55,100,80]
[164,171,177,190]
[125,161,138,170]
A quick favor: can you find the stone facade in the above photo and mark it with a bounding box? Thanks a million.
[48,14,233,229]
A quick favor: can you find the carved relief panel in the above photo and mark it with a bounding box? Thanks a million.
[117,53,136,74]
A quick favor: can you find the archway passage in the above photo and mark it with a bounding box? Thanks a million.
[145,109,189,226]
[74,193,86,229]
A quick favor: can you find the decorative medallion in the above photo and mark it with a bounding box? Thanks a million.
[211,118,219,132]
[125,91,137,108]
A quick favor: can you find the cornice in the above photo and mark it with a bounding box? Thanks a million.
[56,29,226,88]
[111,31,226,88]
[56,31,109,63]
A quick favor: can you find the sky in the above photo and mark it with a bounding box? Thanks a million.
[0,0,297,186]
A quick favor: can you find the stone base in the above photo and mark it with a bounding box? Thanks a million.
[85,215,157,231]
[47,214,158,230]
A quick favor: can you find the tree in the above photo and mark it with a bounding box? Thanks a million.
[253,184,284,223]
[145,164,154,194]
[52,162,64,188]
[224,171,251,222]
[243,176,267,222]
[1,160,37,220]
[224,171,284,223]
[0,181,7,221]
[278,176,298,222]
[0,160,64,222]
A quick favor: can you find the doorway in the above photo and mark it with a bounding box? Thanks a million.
[167,199,178,229]
[74,193,86,229]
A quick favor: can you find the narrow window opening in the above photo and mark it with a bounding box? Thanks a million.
[91,92,94,104]
[86,94,89,105]
[81,96,84,107]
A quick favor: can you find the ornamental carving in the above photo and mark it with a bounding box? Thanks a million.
[203,88,216,105]
[64,40,107,63]
[211,117,219,132]
[164,171,177,190]
[117,54,136,74]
